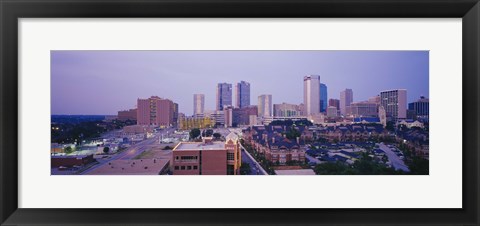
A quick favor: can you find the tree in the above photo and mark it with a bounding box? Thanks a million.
[286,128,301,140]
[64,146,73,154]
[314,162,352,175]
[205,129,213,137]
[240,162,252,175]
[103,146,110,154]
[408,156,429,175]
[213,133,221,139]
[189,128,201,140]
[386,121,395,132]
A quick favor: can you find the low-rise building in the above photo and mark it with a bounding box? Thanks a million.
[172,133,241,175]
[51,154,95,168]
[244,125,307,165]
[118,108,137,121]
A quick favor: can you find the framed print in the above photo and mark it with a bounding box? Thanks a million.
[1,0,479,225]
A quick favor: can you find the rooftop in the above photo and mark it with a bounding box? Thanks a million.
[86,159,170,175]
[174,141,225,151]
[274,169,316,175]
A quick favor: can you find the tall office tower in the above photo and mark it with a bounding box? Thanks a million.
[137,96,175,127]
[173,103,179,126]
[380,89,407,121]
[216,83,232,111]
[320,83,328,112]
[257,94,273,117]
[223,106,234,128]
[408,96,429,117]
[193,94,205,116]
[340,89,353,116]
[235,81,250,109]
[303,75,321,116]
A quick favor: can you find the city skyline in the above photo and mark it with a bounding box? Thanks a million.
[51,50,429,115]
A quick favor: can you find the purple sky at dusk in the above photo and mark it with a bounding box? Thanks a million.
[51,50,429,115]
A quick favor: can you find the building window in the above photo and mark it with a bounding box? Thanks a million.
[193,166,198,170]
[174,166,179,170]
[187,166,192,170]
[227,153,235,160]
[181,166,185,170]
[180,156,198,161]
[175,156,179,160]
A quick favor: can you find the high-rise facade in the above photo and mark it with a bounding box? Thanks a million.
[137,96,175,127]
[193,94,205,116]
[235,81,250,109]
[258,94,273,117]
[216,83,232,111]
[320,83,328,112]
[340,89,353,116]
[408,96,429,117]
[380,89,407,121]
[303,75,321,116]
[173,103,179,126]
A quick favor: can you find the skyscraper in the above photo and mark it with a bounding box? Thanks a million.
[216,83,232,111]
[303,75,321,116]
[380,89,407,121]
[340,89,353,116]
[320,83,328,112]
[235,81,250,109]
[258,94,273,117]
[193,94,205,116]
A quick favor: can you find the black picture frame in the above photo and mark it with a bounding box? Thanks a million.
[1,0,479,225]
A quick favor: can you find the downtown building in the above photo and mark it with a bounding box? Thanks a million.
[273,103,302,117]
[349,101,378,117]
[340,88,353,116]
[303,75,321,116]
[380,89,407,121]
[258,94,273,117]
[117,108,137,121]
[232,105,258,126]
[320,83,328,112]
[326,106,338,118]
[216,83,232,111]
[235,81,250,109]
[408,96,429,121]
[172,133,241,175]
[193,94,205,116]
[137,96,176,127]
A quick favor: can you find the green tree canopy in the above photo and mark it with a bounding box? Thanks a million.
[189,128,201,140]
[213,133,222,139]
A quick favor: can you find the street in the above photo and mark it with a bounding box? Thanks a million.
[81,128,175,174]
[378,143,410,172]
